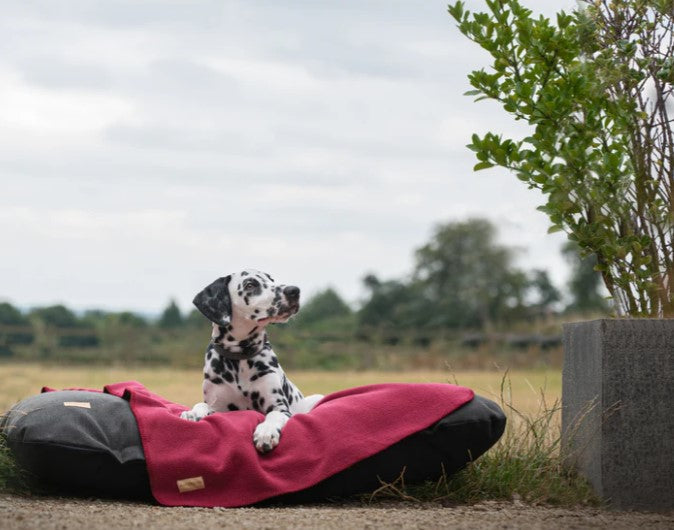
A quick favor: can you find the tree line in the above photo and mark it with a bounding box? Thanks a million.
[0,218,608,353]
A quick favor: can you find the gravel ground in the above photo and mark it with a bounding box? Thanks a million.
[2,495,674,530]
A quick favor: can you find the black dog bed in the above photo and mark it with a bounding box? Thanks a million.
[2,389,505,503]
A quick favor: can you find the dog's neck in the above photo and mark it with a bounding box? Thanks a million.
[210,319,269,360]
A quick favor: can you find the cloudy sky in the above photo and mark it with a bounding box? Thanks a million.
[0,0,577,314]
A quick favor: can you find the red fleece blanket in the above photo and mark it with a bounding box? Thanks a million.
[57,381,474,507]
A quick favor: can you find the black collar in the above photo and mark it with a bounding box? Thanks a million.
[212,343,260,360]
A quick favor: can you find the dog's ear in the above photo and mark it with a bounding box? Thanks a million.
[193,275,232,326]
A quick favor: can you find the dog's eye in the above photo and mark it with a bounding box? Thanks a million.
[244,279,259,291]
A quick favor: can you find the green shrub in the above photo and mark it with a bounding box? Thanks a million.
[449,0,674,316]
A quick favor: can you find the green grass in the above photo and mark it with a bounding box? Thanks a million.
[0,430,32,495]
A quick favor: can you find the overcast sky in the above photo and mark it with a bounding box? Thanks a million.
[0,0,578,314]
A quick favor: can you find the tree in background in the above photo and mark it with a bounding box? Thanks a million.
[29,305,80,328]
[158,299,183,328]
[529,269,562,315]
[413,218,529,329]
[0,303,33,355]
[294,288,352,327]
[112,311,148,328]
[80,310,108,327]
[358,218,558,331]
[26,304,97,350]
[449,0,674,316]
[0,303,30,326]
[562,242,610,314]
[185,308,209,328]
[359,275,427,330]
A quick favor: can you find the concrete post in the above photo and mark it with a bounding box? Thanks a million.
[562,319,674,511]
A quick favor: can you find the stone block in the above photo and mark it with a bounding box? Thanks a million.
[562,319,674,511]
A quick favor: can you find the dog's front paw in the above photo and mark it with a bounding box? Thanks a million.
[253,410,290,453]
[253,422,281,454]
[180,410,201,422]
[180,402,211,422]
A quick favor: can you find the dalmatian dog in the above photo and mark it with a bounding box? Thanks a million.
[180,269,323,453]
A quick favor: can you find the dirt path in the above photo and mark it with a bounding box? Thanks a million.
[2,495,673,530]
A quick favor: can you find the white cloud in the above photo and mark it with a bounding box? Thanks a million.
[201,55,321,94]
[0,69,135,136]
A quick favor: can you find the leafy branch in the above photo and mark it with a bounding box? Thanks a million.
[449,0,674,317]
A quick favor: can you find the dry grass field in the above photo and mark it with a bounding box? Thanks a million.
[0,363,561,418]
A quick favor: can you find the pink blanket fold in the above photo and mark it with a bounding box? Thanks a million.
[93,381,474,507]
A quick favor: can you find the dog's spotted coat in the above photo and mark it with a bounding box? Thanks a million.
[181,270,323,453]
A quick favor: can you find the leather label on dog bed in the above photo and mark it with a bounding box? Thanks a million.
[177,476,205,493]
[63,402,91,409]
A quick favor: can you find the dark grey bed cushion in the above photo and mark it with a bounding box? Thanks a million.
[2,390,505,502]
[2,390,151,498]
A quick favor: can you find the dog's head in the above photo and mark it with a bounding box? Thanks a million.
[193,269,300,327]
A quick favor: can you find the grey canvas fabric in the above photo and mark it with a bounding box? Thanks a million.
[4,390,145,463]
[2,390,150,498]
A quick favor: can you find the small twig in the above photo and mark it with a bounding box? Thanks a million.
[368,467,420,503]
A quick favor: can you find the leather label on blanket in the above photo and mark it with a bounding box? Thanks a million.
[177,476,206,493]
[63,402,91,409]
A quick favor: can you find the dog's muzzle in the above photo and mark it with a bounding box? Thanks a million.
[258,285,300,324]
[283,286,300,314]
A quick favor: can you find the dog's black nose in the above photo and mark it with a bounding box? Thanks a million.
[284,286,300,300]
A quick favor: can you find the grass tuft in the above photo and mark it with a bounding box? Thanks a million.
[0,416,33,495]
[368,371,600,507]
